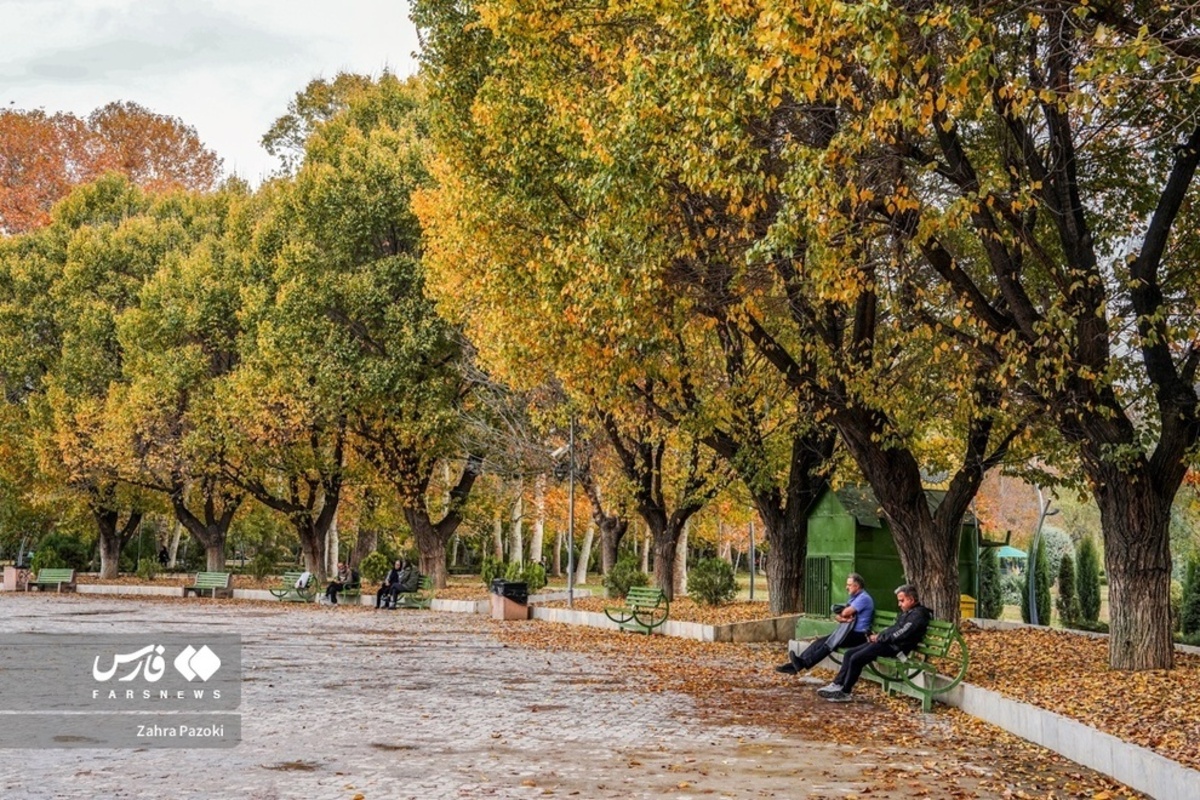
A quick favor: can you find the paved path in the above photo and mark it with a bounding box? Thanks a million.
[0,594,1137,799]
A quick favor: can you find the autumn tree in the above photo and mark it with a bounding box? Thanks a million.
[253,75,482,587]
[0,103,221,234]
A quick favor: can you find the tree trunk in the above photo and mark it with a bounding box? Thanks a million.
[530,474,546,566]
[493,511,504,560]
[673,521,689,597]
[93,507,142,579]
[326,511,339,575]
[405,507,447,588]
[575,521,594,585]
[510,488,524,567]
[351,526,377,570]
[1091,464,1175,670]
[168,520,182,569]
[641,525,650,573]
[553,530,563,576]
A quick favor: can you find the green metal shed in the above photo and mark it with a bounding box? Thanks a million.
[804,485,980,615]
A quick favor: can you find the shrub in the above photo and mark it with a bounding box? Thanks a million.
[603,555,649,598]
[480,555,502,586]
[1021,537,1052,624]
[688,558,738,606]
[359,552,390,584]
[521,561,547,593]
[1056,552,1081,627]
[136,557,159,581]
[1077,537,1102,623]
[249,551,277,580]
[1182,555,1200,638]
[978,545,1003,620]
[30,533,91,572]
[1000,572,1024,607]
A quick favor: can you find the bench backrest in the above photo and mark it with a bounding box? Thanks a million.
[625,586,665,607]
[279,571,312,588]
[192,572,231,588]
[35,568,75,583]
[868,610,958,657]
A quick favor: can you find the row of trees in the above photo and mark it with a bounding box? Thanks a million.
[5,0,1200,672]
[410,0,1200,671]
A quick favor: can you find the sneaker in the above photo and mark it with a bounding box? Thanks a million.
[824,691,852,702]
[816,683,843,697]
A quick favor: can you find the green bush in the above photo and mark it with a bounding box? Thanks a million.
[603,555,649,598]
[521,561,547,593]
[1056,552,1081,627]
[30,533,91,572]
[1000,572,1024,606]
[359,552,391,584]
[249,551,277,580]
[480,555,502,586]
[687,558,738,606]
[1182,555,1200,638]
[1021,537,1052,624]
[1077,537,1102,623]
[136,557,159,581]
[978,545,1003,619]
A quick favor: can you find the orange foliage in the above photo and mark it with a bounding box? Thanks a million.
[0,102,222,234]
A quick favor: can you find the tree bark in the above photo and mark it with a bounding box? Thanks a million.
[575,521,594,585]
[530,474,546,566]
[93,506,143,579]
[510,486,524,567]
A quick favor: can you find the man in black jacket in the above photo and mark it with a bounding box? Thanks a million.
[817,583,933,703]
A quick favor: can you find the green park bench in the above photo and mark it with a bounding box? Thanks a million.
[183,571,233,599]
[831,609,970,712]
[392,575,433,609]
[269,571,318,603]
[27,568,77,593]
[604,585,669,634]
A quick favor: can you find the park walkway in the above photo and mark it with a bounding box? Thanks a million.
[0,594,1142,799]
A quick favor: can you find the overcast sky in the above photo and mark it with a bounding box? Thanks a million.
[0,0,421,185]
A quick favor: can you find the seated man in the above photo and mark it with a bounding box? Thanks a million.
[325,562,351,605]
[818,583,933,702]
[777,572,873,675]
[376,560,405,609]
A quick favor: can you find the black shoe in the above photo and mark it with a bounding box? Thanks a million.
[775,660,798,674]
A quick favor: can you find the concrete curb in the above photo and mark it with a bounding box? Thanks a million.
[941,681,1200,799]
[788,625,1200,800]
[530,605,799,642]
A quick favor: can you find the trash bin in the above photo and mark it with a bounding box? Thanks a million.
[490,579,529,620]
[960,594,977,619]
[491,579,529,605]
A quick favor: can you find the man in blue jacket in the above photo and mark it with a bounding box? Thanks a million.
[818,583,933,702]
[776,572,874,676]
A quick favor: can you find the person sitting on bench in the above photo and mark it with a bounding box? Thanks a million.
[777,572,874,676]
[818,583,932,703]
[376,560,418,608]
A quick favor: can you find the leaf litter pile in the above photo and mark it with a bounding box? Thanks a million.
[961,624,1200,769]
[497,618,1172,798]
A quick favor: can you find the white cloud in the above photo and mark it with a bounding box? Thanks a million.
[0,0,420,184]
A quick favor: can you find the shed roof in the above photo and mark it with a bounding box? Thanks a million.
[828,485,979,530]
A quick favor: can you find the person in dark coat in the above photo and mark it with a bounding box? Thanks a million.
[817,583,933,702]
